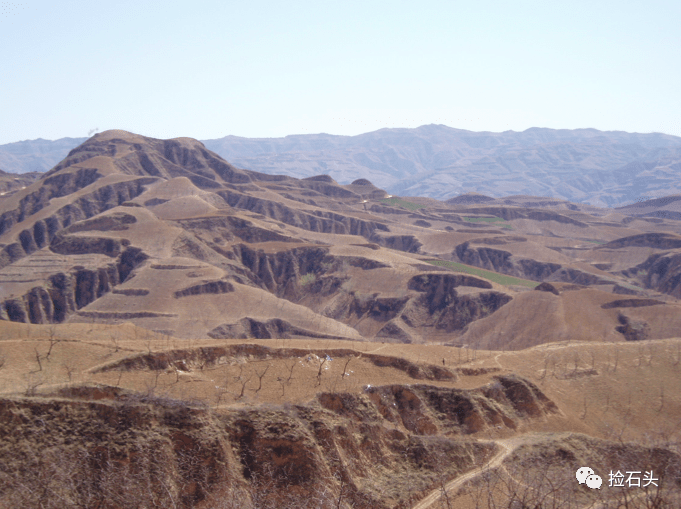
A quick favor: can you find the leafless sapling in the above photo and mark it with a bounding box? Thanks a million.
[24,372,45,396]
[341,355,356,379]
[277,376,286,397]
[285,360,296,383]
[235,372,252,400]
[34,347,43,372]
[62,359,76,382]
[44,325,60,361]
[253,364,270,393]
[316,355,328,386]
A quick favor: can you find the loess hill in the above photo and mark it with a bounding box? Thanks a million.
[0,130,680,508]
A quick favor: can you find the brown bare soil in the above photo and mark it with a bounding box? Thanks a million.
[1,131,680,508]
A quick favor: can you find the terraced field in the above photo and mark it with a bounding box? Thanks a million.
[425,259,540,288]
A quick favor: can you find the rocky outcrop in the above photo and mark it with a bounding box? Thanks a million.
[545,267,612,286]
[322,293,411,325]
[454,242,562,282]
[177,216,297,244]
[615,313,650,341]
[408,274,492,293]
[454,242,616,287]
[455,243,515,273]
[217,189,389,239]
[402,274,511,332]
[208,318,341,340]
[111,288,150,296]
[233,245,330,295]
[173,280,235,298]
[356,375,557,436]
[448,207,588,227]
[50,234,129,257]
[373,234,422,253]
[0,178,153,268]
[601,298,664,309]
[621,252,681,298]
[0,169,40,194]
[232,245,389,301]
[375,321,413,343]
[0,246,147,323]
[60,212,137,233]
[95,344,456,382]
[534,282,559,295]
[599,233,681,250]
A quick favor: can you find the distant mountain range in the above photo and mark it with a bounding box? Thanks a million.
[2,125,681,207]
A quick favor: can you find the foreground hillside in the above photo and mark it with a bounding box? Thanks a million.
[0,130,680,507]
[0,322,679,508]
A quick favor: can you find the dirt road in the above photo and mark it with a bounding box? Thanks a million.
[411,438,516,509]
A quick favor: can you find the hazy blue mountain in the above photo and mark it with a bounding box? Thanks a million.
[0,137,87,174]
[3,126,681,207]
[202,126,681,207]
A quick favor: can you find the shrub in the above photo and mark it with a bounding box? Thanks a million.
[299,273,316,286]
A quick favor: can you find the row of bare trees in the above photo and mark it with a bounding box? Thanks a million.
[0,441,356,509]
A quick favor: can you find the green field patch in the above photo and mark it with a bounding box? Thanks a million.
[425,260,540,288]
[381,198,425,210]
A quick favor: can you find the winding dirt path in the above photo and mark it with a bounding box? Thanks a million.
[411,438,518,509]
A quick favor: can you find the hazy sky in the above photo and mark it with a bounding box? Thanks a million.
[1,0,679,144]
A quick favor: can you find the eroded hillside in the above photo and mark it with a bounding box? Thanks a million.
[1,131,681,508]
[0,322,679,508]
[2,130,681,350]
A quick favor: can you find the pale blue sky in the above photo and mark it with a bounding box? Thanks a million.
[1,0,679,144]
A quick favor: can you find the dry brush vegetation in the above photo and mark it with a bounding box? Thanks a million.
[1,131,681,508]
[0,321,679,508]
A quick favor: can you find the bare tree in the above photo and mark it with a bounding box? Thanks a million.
[341,355,357,379]
[34,347,43,372]
[45,325,60,361]
[285,360,296,383]
[236,374,253,400]
[253,364,270,394]
[62,359,77,382]
[277,376,287,397]
[316,355,328,386]
[24,372,45,396]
